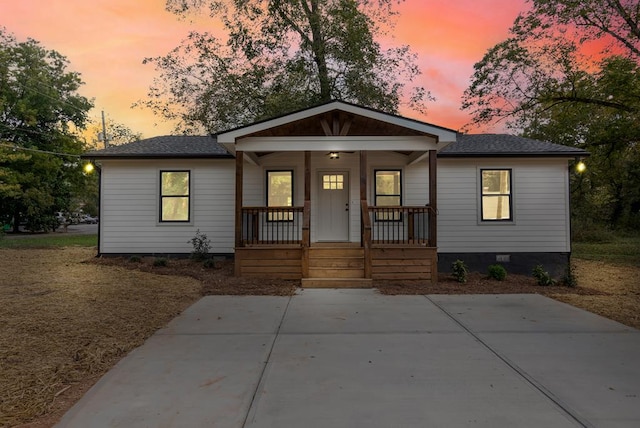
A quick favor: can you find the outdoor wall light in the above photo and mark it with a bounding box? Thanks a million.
[576,161,586,173]
[83,162,95,174]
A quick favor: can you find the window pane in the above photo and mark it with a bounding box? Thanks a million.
[322,174,344,190]
[375,171,401,196]
[483,196,511,220]
[268,171,292,206]
[376,195,401,206]
[162,197,189,221]
[482,170,510,194]
[162,171,189,196]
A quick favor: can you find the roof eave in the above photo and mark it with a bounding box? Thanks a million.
[438,152,590,158]
[80,154,235,160]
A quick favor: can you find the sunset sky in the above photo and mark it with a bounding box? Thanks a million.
[0,0,528,138]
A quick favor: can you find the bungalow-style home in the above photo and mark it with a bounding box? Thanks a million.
[82,101,588,287]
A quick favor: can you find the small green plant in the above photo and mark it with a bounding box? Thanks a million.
[153,257,168,267]
[203,258,216,269]
[532,265,556,286]
[188,229,212,261]
[128,255,142,263]
[451,259,468,284]
[488,264,507,281]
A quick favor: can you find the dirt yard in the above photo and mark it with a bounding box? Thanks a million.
[1,247,638,427]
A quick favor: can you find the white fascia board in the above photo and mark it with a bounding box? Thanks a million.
[235,136,439,152]
[217,101,458,144]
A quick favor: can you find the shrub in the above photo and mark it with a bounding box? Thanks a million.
[487,264,507,281]
[188,229,211,261]
[153,257,168,267]
[532,265,556,286]
[203,258,216,269]
[451,259,468,283]
[128,255,141,263]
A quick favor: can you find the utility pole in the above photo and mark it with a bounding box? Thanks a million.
[101,110,109,148]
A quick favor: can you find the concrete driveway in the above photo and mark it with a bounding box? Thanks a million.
[57,291,640,427]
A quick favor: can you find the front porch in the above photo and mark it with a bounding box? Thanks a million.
[233,150,439,286]
[218,102,453,287]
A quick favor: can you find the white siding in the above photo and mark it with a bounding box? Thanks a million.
[100,159,235,254]
[438,158,571,253]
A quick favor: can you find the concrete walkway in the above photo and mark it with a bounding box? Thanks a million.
[57,291,640,427]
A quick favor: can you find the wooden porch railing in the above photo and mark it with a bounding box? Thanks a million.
[361,200,372,279]
[240,206,304,245]
[367,206,435,246]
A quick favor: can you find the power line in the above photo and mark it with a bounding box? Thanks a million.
[0,142,81,159]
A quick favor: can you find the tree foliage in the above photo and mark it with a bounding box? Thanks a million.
[84,116,142,149]
[139,0,428,133]
[0,29,93,232]
[462,0,640,228]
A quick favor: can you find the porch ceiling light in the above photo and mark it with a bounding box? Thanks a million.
[328,152,340,159]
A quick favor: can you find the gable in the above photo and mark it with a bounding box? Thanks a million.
[216,101,458,145]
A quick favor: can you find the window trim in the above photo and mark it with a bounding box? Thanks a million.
[266,169,294,222]
[159,170,191,223]
[374,169,403,222]
[480,168,513,222]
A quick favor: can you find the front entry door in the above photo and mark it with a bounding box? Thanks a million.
[317,172,350,241]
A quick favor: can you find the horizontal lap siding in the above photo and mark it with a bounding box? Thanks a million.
[100,159,235,254]
[438,158,570,253]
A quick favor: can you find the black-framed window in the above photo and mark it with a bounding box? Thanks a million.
[375,169,402,221]
[160,170,190,222]
[481,169,512,221]
[267,170,293,221]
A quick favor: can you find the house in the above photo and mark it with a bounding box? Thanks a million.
[82,101,588,286]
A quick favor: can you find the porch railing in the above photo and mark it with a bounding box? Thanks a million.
[240,206,304,245]
[367,206,434,246]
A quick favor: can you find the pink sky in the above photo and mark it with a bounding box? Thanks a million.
[0,0,527,137]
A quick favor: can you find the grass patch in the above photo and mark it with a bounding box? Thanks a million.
[573,233,640,267]
[0,234,97,249]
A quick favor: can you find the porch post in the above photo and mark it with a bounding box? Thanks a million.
[302,151,311,278]
[428,149,437,248]
[235,151,243,249]
[360,150,372,279]
[234,151,243,277]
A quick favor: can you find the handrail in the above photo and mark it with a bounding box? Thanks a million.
[240,206,304,245]
[367,205,434,246]
[361,200,372,278]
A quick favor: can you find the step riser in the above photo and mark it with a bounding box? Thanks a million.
[302,278,372,288]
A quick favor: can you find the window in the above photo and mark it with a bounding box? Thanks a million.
[160,170,190,222]
[481,169,512,221]
[323,174,344,190]
[267,170,293,221]
[375,170,402,221]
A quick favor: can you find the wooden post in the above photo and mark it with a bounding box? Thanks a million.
[302,151,311,278]
[234,151,244,276]
[359,150,367,202]
[360,151,371,279]
[235,151,244,248]
[428,149,437,248]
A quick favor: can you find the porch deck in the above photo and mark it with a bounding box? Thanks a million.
[235,203,438,286]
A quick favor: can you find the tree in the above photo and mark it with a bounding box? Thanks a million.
[462,0,640,229]
[462,0,640,129]
[138,0,429,133]
[84,116,142,149]
[0,29,93,232]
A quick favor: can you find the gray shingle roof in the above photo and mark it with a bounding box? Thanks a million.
[439,134,589,157]
[81,135,232,159]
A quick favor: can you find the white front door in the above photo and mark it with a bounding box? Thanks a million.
[317,171,350,241]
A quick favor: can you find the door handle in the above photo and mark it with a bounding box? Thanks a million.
[345,203,349,211]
